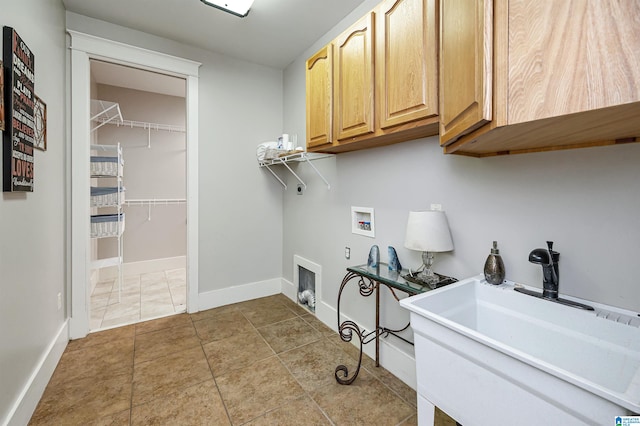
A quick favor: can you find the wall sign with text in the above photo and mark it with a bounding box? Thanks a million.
[2,26,35,192]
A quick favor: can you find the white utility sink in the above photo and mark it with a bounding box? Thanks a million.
[400,275,640,425]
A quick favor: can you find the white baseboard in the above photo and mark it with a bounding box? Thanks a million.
[4,320,68,426]
[98,256,186,280]
[281,277,416,390]
[281,277,297,302]
[198,278,282,311]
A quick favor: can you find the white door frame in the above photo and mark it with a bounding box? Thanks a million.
[67,31,201,339]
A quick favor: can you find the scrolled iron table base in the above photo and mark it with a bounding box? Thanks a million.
[334,269,418,385]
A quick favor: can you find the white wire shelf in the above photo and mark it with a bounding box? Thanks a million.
[124,198,186,206]
[111,120,185,133]
[124,198,187,221]
[90,143,122,153]
[91,99,185,148]
[258,151,333,190]
[91,100,123,132]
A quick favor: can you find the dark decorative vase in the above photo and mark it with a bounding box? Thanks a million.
[484,241,506,285]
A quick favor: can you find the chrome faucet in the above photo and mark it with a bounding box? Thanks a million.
[529,241,559,299]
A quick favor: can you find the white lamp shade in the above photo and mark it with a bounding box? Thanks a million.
[404,210,454,252]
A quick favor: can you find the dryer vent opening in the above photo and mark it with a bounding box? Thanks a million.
[294,255,322,315]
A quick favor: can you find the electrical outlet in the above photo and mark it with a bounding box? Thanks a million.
[430,203,442,211]
[57,292,62,310]
[345,247,351,259]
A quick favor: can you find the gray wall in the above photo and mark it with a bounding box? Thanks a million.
[66,12,285,292]
[0,0,67,421]
[95,84,187,263]
[283,0,640,354]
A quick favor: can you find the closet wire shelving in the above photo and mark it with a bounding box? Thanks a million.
[90,142,125,302]
[91,99,188,306]
[91,99,185,148]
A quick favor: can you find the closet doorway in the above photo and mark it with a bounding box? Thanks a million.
[89,60,188,331]
[68,30,201,339]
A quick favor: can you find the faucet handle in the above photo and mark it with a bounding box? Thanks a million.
[546,241,554,251]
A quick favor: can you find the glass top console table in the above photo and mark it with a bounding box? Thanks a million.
[335,263,456,385]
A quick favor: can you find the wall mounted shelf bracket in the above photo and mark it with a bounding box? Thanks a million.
[258,152,333,190]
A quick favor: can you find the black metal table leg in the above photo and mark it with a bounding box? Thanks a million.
[334,271,375,385]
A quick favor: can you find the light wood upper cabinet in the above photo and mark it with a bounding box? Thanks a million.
[333,12,375,141]
[377,0,438,129]
[506,0,640,123]
[306,0,439,153]
[439,0,492,146]
[306,45,333,149]
[441,0,640,156]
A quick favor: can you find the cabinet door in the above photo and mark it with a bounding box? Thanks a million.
[377,0,438,129]
[334,12,375,141]
[507,0,640,124]
[306,45,333,149]
[439,0,493,146]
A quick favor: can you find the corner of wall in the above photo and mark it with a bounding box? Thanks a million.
[4,321,68,426]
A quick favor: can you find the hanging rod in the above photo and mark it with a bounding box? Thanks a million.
[124,198,187,221]
[124,198,186,206]
[112,119,185,133]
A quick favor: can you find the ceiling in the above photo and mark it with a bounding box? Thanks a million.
[63,0,367,70]
[90,60,187,97]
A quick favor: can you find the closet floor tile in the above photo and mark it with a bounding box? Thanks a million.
[90,267,186,331]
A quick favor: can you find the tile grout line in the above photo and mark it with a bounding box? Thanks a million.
[231,299,336,424]
[194,313,235,426]
[274,336,338,426]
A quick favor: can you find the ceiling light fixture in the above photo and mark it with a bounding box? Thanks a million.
[200,0,254,18]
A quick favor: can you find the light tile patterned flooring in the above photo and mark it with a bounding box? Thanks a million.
[30,294,458,425]
[90,268,186,331]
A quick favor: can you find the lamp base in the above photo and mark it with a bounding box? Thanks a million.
[403,270,458,290]
[403,251,457,290]
[419,251,438,284]
[417,268,439,285]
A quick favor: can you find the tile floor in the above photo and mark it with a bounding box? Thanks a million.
[90,268,187,331]
[31,294,457,425]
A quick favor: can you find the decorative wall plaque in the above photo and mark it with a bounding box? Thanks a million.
[33,94,46,151]
[3,26,35,192]
[0,60,5,132]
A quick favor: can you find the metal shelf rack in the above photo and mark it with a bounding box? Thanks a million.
[258,151,333,190]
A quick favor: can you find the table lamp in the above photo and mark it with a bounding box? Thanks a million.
[404,210,454,286]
